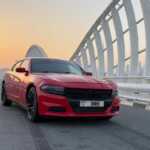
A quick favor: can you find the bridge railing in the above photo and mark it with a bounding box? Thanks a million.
[70,0,150,105]
[70,0,149,77]
[107,76,150,104]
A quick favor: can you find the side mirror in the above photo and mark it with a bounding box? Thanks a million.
[16,67,29,76]
[16,67,26,73]
[85,72,93,76]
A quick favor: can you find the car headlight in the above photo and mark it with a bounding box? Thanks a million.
[112,90,118,98]
[40,85,64,95]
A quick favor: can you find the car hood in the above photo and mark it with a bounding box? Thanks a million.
[45,74,99,83]
[35,73,113,89]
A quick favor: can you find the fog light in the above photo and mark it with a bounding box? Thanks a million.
[48,107,66,112]
[111,106,120,113]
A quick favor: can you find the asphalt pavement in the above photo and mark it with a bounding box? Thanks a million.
[0,103,150,150]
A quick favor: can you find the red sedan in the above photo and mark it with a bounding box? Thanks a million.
[1,58,120,122]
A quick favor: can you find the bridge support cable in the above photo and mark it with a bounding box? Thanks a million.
[112,7,125,76]
[76,56,82,66]
[140,0,150,76]
[94,30,105,78]
[80,48,89,71]
[86,39,97,77]
[101,20,114,76]
[123,0,139,75]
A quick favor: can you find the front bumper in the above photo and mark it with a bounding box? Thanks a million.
[38,93,120,118]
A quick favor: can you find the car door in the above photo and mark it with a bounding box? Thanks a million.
[17,59,31,105]
[7,61,23,101]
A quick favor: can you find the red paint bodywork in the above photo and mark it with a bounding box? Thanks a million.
[3,58,120,118]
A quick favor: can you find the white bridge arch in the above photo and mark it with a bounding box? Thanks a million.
[70,0,150,104]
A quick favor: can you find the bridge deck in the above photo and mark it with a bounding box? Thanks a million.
[0,103,150,150]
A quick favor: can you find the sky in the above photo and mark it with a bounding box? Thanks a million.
[0,0,111,68]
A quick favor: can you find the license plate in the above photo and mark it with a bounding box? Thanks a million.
[80,101,104,107]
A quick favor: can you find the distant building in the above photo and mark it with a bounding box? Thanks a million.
[25,45,48,58]
[0,45,48,80]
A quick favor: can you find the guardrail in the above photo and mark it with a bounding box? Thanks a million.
[107,76,150,110]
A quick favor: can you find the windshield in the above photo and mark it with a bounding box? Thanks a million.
[31,59,84,75]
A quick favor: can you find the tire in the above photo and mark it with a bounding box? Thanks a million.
[1,84,12,106]
[27,87,39,122]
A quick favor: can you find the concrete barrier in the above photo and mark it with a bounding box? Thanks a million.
[107,77,150,110]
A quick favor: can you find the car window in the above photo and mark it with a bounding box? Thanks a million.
[11,61,22,72]
[31,59,83,75]
[21,60,30,71]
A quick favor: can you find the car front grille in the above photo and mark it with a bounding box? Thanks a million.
[64,88,113,113]
[64,88,113,100]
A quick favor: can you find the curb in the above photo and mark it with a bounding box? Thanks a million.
[121,99,150,111]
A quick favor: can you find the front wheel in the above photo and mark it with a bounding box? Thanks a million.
[1,84,12,106]
[27,87,39,122]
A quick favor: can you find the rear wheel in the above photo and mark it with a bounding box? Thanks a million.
[1,84,12,106]
[27,87,39,122]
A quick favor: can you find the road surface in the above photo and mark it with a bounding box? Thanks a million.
[0,103,150,150]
